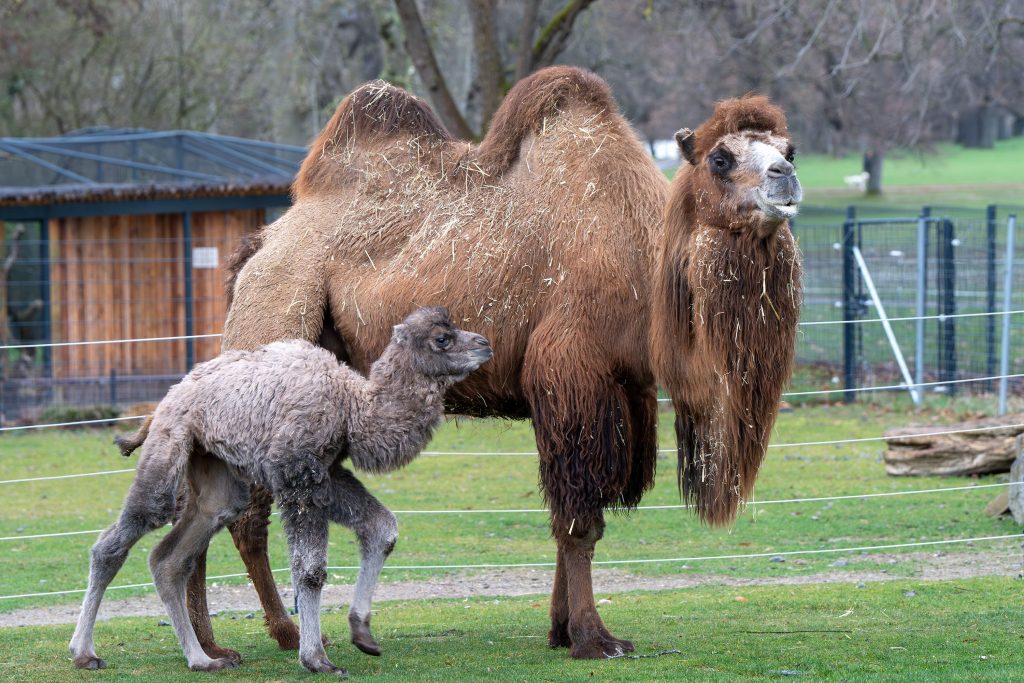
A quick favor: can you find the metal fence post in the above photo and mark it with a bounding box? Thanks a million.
[183,212,195,371]
[842,206,858,402]
[939,218,957,394]
[985,204,997,391]
[999,214,1017,416]
[915,216,928,395]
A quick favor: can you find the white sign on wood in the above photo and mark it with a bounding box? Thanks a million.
[192,247,219,269]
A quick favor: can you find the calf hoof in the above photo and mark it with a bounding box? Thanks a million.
[189,657,240,672]
[72,654,107,670]
[349,612,382,656]
[201,644,242,665]
[300,653,348,678]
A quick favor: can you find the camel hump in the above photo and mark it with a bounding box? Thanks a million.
[476,66,619,175]
[295,80,453,197]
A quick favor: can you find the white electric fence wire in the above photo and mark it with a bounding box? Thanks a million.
[797,309,1024,326]
[0,415,146,432]
[0,333,223,351]
[2,481,1019,542]
[1,533,1019,601]
[3,422,1023,480]
[0,308,1020,352]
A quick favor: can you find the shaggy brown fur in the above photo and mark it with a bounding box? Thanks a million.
[188,71,800,660]
[653,96,803,526]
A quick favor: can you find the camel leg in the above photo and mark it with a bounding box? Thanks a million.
[328,466,398,656]
[150,457,248,672]
[69,482,174,669]
[548,543,571,648]
[186,549,240,663]
[280,500,347,677]
[553,513,634,659]
[226,486,303,650]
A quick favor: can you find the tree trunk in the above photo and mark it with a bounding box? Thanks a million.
[863,150,883,194]
[883,415,1024,476]
[468,0,503,134]
[393,0,473,139]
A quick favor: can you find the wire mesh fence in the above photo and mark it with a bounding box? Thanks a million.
[0,203,1022,425]
[793,203,1024,402]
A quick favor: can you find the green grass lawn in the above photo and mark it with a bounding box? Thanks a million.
[794,138,1024,209]
[2,578,1022,682]
[0,403,1019,614]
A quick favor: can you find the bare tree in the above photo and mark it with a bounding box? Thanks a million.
[393,0,598,138]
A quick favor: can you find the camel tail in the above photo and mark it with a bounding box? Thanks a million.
[114,414,153,457]
[475,66,619,176]
[294,80,453,199]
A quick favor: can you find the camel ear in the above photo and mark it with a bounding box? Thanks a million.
[391,323,409,345]
[675,128,696,164]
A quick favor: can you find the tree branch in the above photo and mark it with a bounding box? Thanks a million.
[393,0,473,139]
[531,0,599,70]
[514,0,542,81]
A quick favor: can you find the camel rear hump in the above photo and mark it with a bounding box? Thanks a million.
[475,66,620,176]
[294,81,454,198]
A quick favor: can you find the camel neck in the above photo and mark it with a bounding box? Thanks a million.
[346,345,449,474]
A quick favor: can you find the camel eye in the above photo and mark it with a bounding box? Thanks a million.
[708,149,734,175]
[435,335,450,348]
[785,145,795,163]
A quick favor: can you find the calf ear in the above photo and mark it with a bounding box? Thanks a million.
[675,128,696,165]
[391,323,409,345]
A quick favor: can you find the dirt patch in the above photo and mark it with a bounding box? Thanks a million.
[3,546,1020,629]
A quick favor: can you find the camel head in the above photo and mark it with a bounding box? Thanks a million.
[389,307,492,381]
[674,95,801,238]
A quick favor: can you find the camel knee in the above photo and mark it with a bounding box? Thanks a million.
[357,508,398,557]
[292,559,327,592]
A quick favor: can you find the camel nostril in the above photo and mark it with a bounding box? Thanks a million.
[475,335,490,347]
[767,159,794,178]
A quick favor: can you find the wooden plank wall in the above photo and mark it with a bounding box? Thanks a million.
[47,209,263,384]
[190,209,263,363]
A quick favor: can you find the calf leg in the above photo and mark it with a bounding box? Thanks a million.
[226,485,302,650]
[280,500,346,677]
[69,486,173,669]
[328,467,398,656]
[150,456,248,672]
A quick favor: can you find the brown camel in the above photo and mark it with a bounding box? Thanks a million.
[180,67,801,661]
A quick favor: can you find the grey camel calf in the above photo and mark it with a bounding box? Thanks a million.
[69,307,491,677]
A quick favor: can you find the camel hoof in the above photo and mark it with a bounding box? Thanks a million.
[201,644,242,665]
[548,621,571,649]
[569,633,635,659]
[189,657,240,672]
[73,654,107,670]
[270,620,301,651]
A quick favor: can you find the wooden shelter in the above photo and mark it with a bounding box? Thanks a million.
[0,129,302,419]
